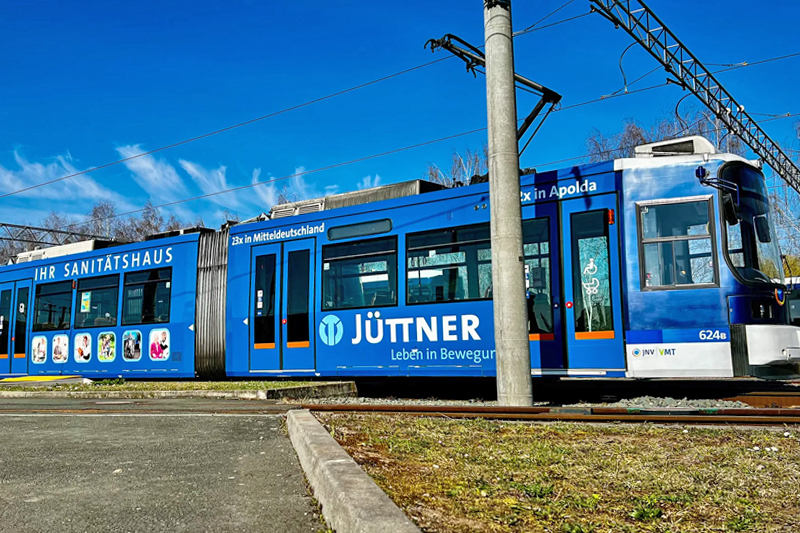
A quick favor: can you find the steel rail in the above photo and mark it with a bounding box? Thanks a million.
[725,392,800,408]
[302,404,800,426]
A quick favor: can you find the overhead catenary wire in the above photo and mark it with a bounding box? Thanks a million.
[513,11,592,37]
[0,57,452,201]
[515,0,576,34]
[3,3,795,230]
[62,62,800,230]
[557,51,800,113]
[0,8,598,209]
[71,127,490,224]
[539,112,800,169]
[3,6,789,204]
[710,51,800,74]
[71,110,799,230]
[0,8,594,204]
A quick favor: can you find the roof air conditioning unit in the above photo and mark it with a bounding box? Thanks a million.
[635,136,717,158]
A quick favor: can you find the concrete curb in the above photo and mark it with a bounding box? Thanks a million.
[287,409,420,533]
[0,381,357,400]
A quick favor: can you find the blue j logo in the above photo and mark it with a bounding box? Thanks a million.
[319,315,344,346]
[775,288,786,306]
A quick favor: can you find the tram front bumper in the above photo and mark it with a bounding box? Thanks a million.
[745,325,800,365]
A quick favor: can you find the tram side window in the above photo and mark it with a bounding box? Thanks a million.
[122,268,172,325]
[33,281,73,331]
[74,275,119,328]
[572,211,614,333]
[639,199,717,289]
[523,218,553,335]
[322,237,397,310]
[407,223,492,304]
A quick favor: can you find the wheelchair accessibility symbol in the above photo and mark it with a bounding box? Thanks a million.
[319,315,344,346]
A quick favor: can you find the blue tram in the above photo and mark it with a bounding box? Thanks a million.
[2,136,798,380]
[0,234,200,378]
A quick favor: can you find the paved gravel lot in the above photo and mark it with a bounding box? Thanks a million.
[0,411,323,532]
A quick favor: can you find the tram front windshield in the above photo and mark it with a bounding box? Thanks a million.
[721,163,784,285]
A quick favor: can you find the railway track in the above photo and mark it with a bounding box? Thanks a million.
[301,403,800,426]
[724,391,800,408]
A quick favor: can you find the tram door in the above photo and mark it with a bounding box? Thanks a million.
[521,202,564,370]
[560,194,625,370]
[0,283,12,374]
[0,280,32,375]
[249,238,316,372]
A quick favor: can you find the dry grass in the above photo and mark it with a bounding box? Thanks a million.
[320,414,800,533]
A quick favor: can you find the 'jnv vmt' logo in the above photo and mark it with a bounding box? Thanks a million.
[319,315,344,346]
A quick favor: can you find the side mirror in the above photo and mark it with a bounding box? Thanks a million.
[722,193,740,226]
[754,214,771,243]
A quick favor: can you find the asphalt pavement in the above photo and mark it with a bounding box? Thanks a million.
[0,399,324,532]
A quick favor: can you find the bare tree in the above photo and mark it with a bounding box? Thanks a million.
[83,201,120,238]
[220,209,241,224]
[774,121,800,274]
[587,110,800,276]
[0,238,26,266]
[586,109,746,162]
[0,199,206,265]
[114,201,192,242]
[424,146,488,187]
[585,128,617,164]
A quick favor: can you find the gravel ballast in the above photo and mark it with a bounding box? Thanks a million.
[291,395,753,409]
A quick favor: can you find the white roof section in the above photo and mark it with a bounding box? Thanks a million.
[634,136,716,157]
[15,240,101,264]
[613,136,759,171]
[613,152,755,171]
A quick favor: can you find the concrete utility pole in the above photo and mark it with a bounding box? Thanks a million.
[483,0,532,406]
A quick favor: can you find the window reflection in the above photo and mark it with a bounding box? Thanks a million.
[523,219,553,335]
[639,200,717,288]
[572,211,613,333]
[323,237,397,310]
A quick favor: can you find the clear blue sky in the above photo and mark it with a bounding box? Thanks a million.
[1,0,798,228]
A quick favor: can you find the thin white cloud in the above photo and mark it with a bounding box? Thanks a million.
[324,184,340,195]
[249,166,319,209]
[178,160,242,209]
[116,145,189,201]
[357,174,381,190]
[0,151,135,213]
[285,166,318,202]
[251,168,279,209]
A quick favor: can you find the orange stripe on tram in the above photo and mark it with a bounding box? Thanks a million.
[13,353,26,359]
[0,354,8,359]
[254,343,275,349]
[287,341,310,348]
[575,331,615,340]
[528,333,555,341]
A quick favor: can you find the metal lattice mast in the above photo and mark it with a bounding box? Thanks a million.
[590,0,800,195]
[0,223,111,247]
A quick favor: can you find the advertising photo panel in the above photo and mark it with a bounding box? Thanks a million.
[74,333,92,363]
[98,332,116,363]
[149,329,170,361]
[123,330,142,362]
[32,336,47,364]
[52,334,68,364]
